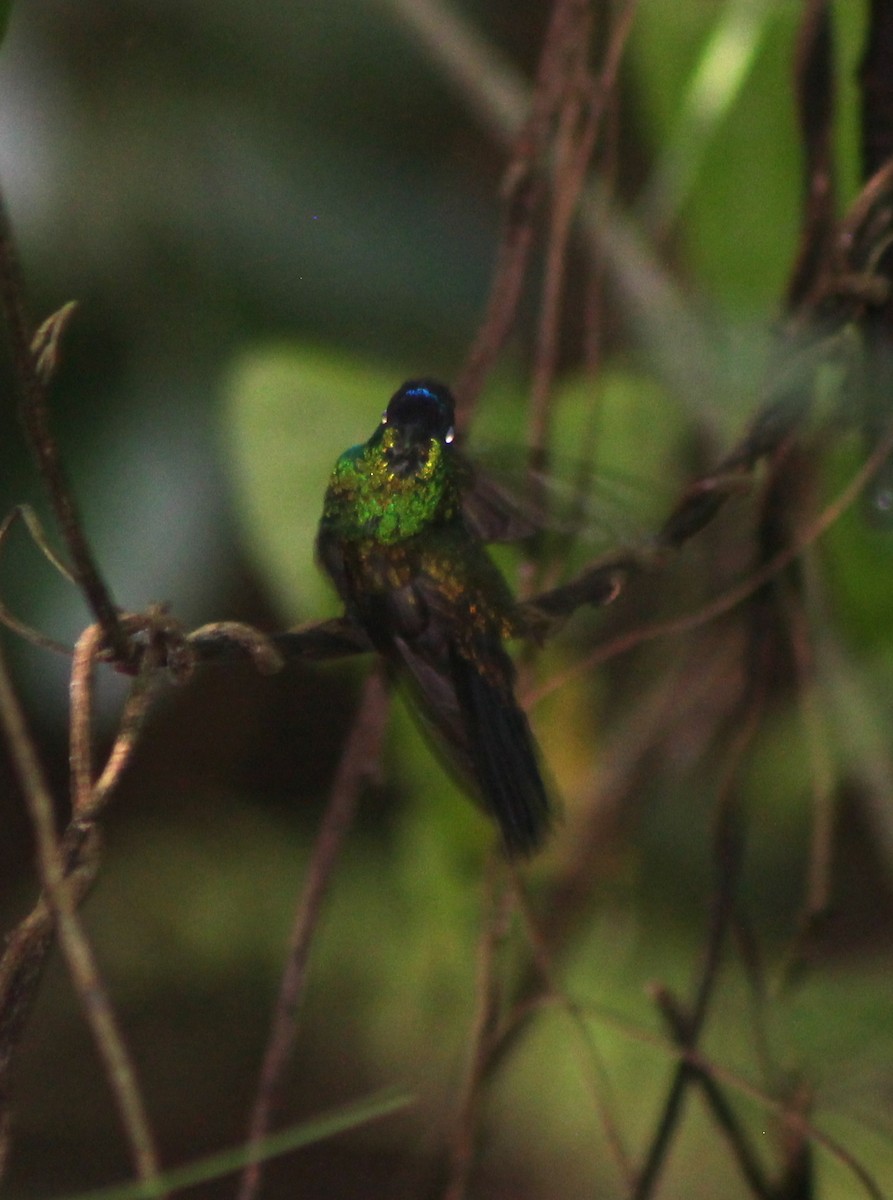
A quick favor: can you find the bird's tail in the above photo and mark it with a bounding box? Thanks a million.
[448,645,552,857]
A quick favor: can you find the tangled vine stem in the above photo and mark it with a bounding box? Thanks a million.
[0,210,130,662]
[38,166,893,684]
[0,637,165,1193]
[2,162,891,685]
[235,666,391,1200]
[0,2,892,1198]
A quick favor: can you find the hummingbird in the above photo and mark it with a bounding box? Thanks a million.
[316,379,552,856]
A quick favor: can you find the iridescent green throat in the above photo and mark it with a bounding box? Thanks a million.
[322,427,458,544]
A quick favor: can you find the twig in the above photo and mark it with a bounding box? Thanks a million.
[632,682,765,1200]
[453,172,543,425]
[454,0,595,421]
[528,412,893,705]
[672,1047,881,1200]
[505,990,886,1200]
[384,0,717,409]
[786,0,836,310]
[0,639,163,1193]
[784,566,839,952]
[0,198,129,661]
[527,0,639,456]
[70,622,164,824]
[859,0,893,181]
[512,880,635,1191]
[0,504,74,654]
[527,48,594,459]
[0,871,97,1172]
[0,618,163,1181]
[442,854,512,1200]
[236,665,390,1200]
[69,625,106,817]
[632,429,818,1199]
[650,986,774,1199]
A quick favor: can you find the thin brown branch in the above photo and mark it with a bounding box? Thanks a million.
[0,858,98,1167]
[650,986,774,1200]
[0,505,76,655]
[527,53,594,459]
[1,502,77,584]
[631,671,765,1200]
[120,616,371,672]
[0,639,163,1190]
[859,0,893,181]
[389,0,719,409]
[528,0,638,455]
[678,1049,879,1200]
[453,174,543,426]
[186,620,284,676]
[0,201,129,661]
[69,622,163,825]
[512,880,636,1191]
[236,665,390,1200]
[518,991,886,1200]
[69,624,104,816]
[633,428,821,1200]
[785,571,838,935]
[529,413,893,705]
[0,616,163,1182]
[441,854,512,1200]
[454,0,596,423]
[786,0,836,310]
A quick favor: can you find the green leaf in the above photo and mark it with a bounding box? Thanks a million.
[630,1,865,313]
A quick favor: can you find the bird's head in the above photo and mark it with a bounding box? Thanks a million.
[379,380,456,478]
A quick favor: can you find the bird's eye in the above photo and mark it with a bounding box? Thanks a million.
[445,427,455,445]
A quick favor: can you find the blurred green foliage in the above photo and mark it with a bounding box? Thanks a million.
[1,3,891,1199]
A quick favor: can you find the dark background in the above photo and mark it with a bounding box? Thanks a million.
[1,3,891,1197]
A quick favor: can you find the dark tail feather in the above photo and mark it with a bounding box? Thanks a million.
[449,646,552,857]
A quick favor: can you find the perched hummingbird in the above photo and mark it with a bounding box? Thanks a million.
[316,379,552,856]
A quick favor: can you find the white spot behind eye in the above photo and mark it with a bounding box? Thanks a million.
[380,411,388,424]
[445,427,455,444]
